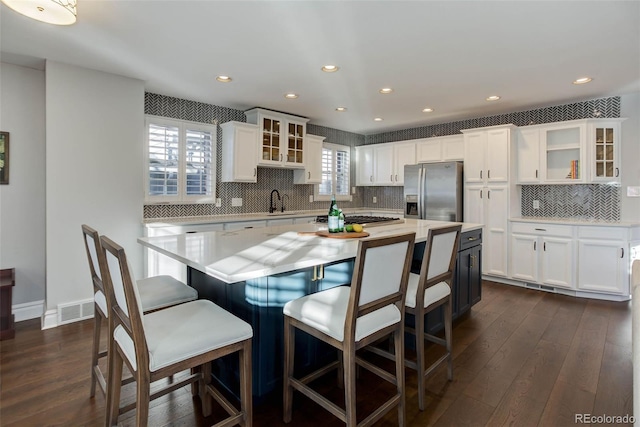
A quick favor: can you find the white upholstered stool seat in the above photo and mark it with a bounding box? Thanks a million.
[405,273,451,309]
[283,286,401,343]
[114,299,252,373]
[136,275,198,312]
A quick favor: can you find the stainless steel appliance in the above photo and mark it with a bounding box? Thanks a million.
[404,161,463,221]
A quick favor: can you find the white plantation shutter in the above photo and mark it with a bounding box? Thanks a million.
[317,143,350,199]
[145,116,216,203]
[185,127,213,197]
[148,123,179,197]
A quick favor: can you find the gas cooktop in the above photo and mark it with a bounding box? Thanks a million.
[315,215,404,227]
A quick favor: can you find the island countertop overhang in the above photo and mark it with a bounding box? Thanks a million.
[138,219,483,284]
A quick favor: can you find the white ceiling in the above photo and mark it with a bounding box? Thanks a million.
[1,1,639,134]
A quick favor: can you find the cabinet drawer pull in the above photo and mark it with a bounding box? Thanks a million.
[487,190,490,199]
[543,242,546,251]
[467,237,477,241]
[533,241,536,251]
[480,190,483,199]
[487,170,491,179]
[370,175,373,182]
[535,169,538,178]
[395,174,398,182]
[254,168,257,177]
[469,254,475,268]
[615,168,619,177]
[534,228,546,231]
[308,171,311,179]
[480,170,482,179]
[621,248,624,258]
[390,174,393,182]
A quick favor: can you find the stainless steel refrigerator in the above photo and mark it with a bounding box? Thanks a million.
[404,161,463,221]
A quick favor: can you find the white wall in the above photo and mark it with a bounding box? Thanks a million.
[44,61,144,326]
[0,63,46,311]
[620,92,640,222]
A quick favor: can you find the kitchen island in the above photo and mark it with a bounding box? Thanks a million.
[138,218,483,398]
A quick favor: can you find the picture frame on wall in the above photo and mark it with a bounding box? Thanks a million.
[0,131,9,185]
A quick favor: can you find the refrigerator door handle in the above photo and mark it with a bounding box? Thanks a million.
[417,166,424,219]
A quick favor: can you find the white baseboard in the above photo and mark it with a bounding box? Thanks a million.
[41,309,58,330]
[13,300,44,322]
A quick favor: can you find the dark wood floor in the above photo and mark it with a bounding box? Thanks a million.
[0,281,633,426]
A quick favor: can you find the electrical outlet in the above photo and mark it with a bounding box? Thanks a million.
[627,186,640,197]
[373,196,377,204]
[309,195,314,203]
[352,187,356,194]
[215,198,222,208]
[231,198,243,207]
[533,200,540,209]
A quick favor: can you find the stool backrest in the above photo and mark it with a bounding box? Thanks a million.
[100,235,148,372]
[418,224,462,294]
[347,232,415,339]
[81,224,106,296]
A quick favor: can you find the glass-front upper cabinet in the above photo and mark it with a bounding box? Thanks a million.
[246,108,308,168]
[588,119,624,183]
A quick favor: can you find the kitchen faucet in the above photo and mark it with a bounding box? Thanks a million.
[269,189,281,213]
[281,194,289,212]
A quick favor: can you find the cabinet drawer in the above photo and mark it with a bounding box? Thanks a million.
[511,222,573,237]
[460,229,482,251]
[578,226,628,240]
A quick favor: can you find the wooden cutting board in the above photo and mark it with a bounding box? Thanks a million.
[298,230,370,239]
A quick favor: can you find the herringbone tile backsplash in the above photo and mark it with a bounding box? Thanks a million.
[143,93,621,221]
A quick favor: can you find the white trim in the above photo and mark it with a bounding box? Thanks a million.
[41,309,58,330]
[13,299,44,322]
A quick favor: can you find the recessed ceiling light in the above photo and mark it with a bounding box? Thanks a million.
[573,77,593,85]
[379,88,393,94]
[486,95,501,101]
[422,108,434,113]
[284,93,299,99]
[216,75,232,83]
[336,107,347,112]
[374,117,383,122]
[322,65,339,73]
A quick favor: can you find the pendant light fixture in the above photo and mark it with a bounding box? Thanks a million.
[1,0,77,25]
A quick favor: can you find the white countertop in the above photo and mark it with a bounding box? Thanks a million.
[143,208,404,227]
[138,219,483,284]
[510,217,640,227]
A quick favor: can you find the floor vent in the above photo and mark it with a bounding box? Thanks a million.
[58,298,95,325]
[525,282,540,290]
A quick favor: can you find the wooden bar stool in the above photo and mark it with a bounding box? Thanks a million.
[101,235,253,427]
[81,225,198,397]
[283,232,415,427]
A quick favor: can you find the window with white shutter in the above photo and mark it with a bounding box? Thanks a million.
[315,143,351,201]
[145,116,216,203]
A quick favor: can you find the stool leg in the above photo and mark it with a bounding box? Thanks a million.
[394,326,406,427]
[444,297,453,381]
[135,370,151,427]
[344,347,357,427]
[90,308,103,397]
[106,348,123,427]
[415,309,426,411]
[200,362,213,417]
[283,317,294,423]
[240,339,253,427]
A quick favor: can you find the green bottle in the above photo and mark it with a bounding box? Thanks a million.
[328,194,340,233]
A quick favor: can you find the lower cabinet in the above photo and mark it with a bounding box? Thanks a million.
[577,227,629,295]
[510,223,574,289]
[454,229,482,317]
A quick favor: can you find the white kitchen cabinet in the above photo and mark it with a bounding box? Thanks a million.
[293,216,317,224]
[224,220,267,231]
[374,144,394,185]
[220,121,259,183]
[356,141,415,186]
[267,218,294,226]
[587,119,624,183]
[245,108,309,169]
[392,141,415,185]
[577,227,628,295]
[516,127,541,183]
[462,125,515,278]
[510,222,574,289]
[415,134,464,163]
[356,145,374,186]
[293,134,325,184]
